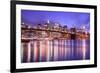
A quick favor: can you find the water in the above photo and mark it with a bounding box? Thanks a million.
[21,39,90,63]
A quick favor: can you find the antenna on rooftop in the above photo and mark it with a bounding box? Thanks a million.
[47,19,50,24]
[22,22,25,25]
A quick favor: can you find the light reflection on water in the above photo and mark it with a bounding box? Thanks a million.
[21,39,90,63]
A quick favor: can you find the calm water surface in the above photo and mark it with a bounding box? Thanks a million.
[21,39,90,63]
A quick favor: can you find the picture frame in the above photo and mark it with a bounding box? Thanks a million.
[11,1,97,72]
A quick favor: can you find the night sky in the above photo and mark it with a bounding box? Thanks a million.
[21,10,90,31]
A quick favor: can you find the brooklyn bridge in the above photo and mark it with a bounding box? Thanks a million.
[21,22,89,41]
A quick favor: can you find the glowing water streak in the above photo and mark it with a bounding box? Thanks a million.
[27,42,31,62]
[49,40,53,61]
[71,40,74,59]
[47,39,50,61]
[34,41,38,62]
[82,40,86,60]
[54,40,59,61]
[39,40,42,61]
[21,43,24,62]
[64,40,67,60]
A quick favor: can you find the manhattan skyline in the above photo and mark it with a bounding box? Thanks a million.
[21,9,90,31]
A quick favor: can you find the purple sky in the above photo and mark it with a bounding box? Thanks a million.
[21,10,90,31]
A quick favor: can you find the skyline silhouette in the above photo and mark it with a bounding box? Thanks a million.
[21,10,90,31]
